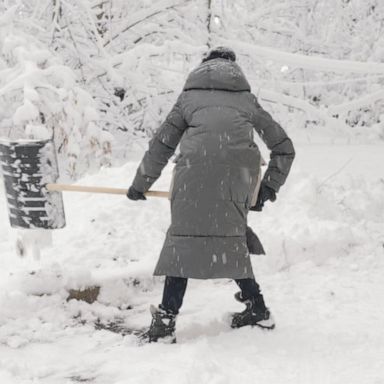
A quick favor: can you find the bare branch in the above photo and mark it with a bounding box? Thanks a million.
[103,0,185,47]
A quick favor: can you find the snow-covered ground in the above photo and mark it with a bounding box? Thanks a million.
[0,143,383,384]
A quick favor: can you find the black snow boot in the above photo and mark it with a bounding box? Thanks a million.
[231,292,275,330]
[142,305,177,343]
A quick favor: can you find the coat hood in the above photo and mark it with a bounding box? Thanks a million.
[183,59,251,92]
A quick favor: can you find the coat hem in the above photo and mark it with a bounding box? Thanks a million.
[153,272,255,280]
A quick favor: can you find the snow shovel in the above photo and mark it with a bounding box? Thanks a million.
[0,139,168,230]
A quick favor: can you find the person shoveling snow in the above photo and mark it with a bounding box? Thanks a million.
[127,47,295,343]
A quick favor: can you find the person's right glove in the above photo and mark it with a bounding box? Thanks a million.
[127,186,146,201]
[250,181,276,212]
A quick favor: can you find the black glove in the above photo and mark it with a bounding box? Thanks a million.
[250,182,276,212]
[127,186,146,201]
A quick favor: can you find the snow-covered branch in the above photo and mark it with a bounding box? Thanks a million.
[223,39,384,75]
[103,0,186,47]
[329,90,384,114]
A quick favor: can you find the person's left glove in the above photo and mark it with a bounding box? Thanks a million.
[127,186,146,201]
[250,181,276,211]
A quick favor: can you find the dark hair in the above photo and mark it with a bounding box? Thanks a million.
[202,46,236,63]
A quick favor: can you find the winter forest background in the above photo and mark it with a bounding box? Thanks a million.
[1,0,384,178]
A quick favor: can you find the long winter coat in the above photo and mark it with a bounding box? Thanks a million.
[132,58,295,279]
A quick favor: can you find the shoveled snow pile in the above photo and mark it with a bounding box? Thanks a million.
[0,144,383,383]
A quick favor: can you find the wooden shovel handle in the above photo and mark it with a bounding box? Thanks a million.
[46,183,169,198]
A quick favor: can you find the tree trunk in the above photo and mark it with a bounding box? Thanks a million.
[207,0,212,48]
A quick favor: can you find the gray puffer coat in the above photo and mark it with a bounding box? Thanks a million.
[132,58,295,279]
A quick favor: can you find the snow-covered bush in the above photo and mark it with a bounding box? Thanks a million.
[0,5,112,179]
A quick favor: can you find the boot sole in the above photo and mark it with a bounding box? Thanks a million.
[231,323,275,330]
[230,315,276,330]
[254,322,275,330]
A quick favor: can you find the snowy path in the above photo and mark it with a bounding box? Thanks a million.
[0,144,383,384]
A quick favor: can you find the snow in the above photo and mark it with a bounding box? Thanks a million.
[1,2,384,381]
[0,143,383,383]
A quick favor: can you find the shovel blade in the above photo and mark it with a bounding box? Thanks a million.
[0,139,65,229]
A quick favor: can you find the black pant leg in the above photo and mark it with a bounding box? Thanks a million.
[161,276,188,315]
[235,278,267,310]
